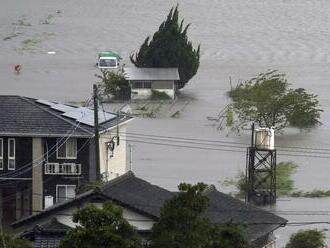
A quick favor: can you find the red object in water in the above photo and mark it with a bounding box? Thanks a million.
[14,64,21,73]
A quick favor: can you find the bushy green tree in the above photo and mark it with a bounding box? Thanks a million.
[149,183,249,248]
[285,229,327,248]
[0,233,33,248]
[229,70,322,130]
[59,202,142,248]
[130,5,200,89]
[95,68,130,100]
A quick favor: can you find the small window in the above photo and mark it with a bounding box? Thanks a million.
[0,139,3,170]
[57,138,77,159]
[132,81,152,89]
[56,185,76,203]
[8,138,15,170]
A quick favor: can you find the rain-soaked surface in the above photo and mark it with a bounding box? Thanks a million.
[1,0,330,246]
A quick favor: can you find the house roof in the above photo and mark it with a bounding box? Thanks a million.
[0,95,132,137]
[124,68,180,81]
[12,172,286,243]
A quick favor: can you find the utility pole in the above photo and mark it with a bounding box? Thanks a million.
[129,144,134,171]
[93,84,100,181]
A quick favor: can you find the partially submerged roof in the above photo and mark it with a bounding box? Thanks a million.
[124,67,180,81]
[0,95,132,137]
[12,172,286,243]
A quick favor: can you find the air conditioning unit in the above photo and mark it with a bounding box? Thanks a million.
[44,195,54,209]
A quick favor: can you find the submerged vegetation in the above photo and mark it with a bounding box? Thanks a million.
[223,161,298,198]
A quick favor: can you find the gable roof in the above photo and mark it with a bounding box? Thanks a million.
[124,68,180,81]
[12,172,286,243]
[0,95,132,137]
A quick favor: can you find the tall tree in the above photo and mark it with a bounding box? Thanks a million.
[59,202,142,248]
[285,229,327,248]
[130,5,200,89]
[149,183,249,248]
[228,70,322,130]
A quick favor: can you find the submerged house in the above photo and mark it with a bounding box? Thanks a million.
[13,172,287,248]
[124,67,180,99]
[0,95,132,226]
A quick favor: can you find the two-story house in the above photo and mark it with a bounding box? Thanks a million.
[0,95,132,226]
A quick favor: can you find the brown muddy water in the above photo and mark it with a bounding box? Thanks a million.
[1,0,330,246]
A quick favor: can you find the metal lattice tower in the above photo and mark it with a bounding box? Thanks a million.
[245,124,277,205]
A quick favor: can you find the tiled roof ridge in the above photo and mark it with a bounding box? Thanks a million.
[100,171,136,191]
[20,96,94,136]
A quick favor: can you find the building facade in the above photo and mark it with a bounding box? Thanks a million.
[0,96,132,226]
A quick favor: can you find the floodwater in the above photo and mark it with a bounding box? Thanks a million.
[1,0,330,246]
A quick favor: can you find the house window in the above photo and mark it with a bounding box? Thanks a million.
[132,81,152,89]
[56,185,76,203]
[0,139,3,170]
[8,138,15,170]
[57,138,77,159]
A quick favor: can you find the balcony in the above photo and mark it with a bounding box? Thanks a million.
[44,162,81,175]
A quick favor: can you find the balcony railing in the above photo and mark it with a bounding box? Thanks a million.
[44,162,81,175]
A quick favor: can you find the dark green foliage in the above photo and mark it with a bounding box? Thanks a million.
[59,202,142,248]
[291,189,330,198]
[229,70,322,130]
[95,69,131,100]
[76,180,104,194]
[150,90,171,100]
[149,183,249,248]
[0,233,33,248]
[285,229,326,248]
[130,5,200,89]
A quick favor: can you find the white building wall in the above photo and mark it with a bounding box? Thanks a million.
[99,124,128,181]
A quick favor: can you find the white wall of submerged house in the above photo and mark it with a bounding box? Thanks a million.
[130,80,175,100]
[99,124,129,181]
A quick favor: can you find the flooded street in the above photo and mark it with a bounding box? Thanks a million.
[1,0,330,246]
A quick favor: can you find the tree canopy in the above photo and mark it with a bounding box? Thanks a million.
[228,70,322,131]
[149,183,249,248]
[95,68,130,100]
[59,202,142,248]
[130,5,200,89]
[285,229,327,248]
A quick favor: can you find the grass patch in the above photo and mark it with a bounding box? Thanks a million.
[13,18,32,27]
[40,14,54,24]
[151,90,171,100]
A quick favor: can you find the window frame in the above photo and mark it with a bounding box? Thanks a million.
[56,184,76,203]
[0,138,3,170]
[8,138,15,170]
[56,138,77,159]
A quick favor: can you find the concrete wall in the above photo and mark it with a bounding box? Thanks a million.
[32,138,43,212]
[99,124,128,181]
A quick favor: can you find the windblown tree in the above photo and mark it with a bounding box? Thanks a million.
[95,68,131,100]
[149,183,249,248]
[59,202,142,248]
[130,5,200,89]
[228,70,322,131]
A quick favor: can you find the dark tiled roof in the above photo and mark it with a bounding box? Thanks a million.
[204,187,286,242]
[12,172,286,244]
[34,218,71,234]
[0,95,132,137]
